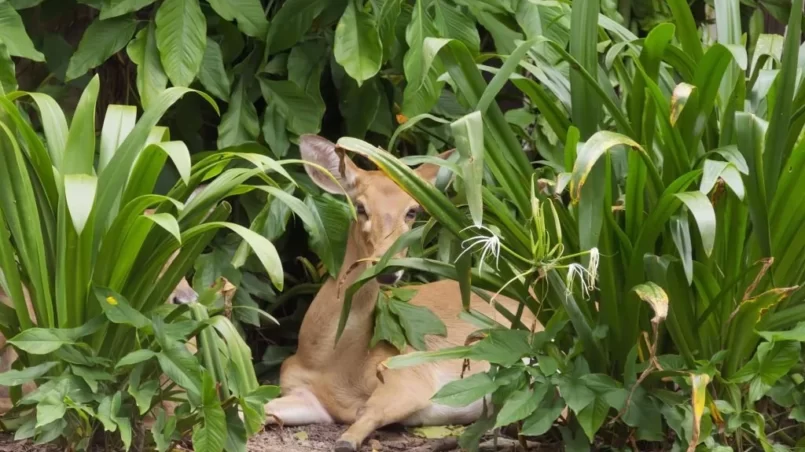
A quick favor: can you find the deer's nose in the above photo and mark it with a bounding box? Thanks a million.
[376,270,403,285]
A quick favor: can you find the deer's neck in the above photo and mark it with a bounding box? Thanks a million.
[297,223,379,362]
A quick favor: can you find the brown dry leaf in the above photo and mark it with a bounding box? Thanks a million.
[293,430,309,441]
[410,425,465,439]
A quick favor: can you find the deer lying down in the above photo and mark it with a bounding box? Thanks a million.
[265,135,542,452]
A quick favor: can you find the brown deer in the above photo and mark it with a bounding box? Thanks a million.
[265,135,541,452]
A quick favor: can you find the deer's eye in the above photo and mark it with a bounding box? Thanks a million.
[356,203,367,216]
[405,207,419,220]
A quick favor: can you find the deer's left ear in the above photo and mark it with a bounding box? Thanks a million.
[414,149,455,184]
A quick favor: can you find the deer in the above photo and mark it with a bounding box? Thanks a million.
[264,135,542,452]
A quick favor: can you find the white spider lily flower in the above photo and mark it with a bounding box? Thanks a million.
[455,225,502,273]
[587,247,600,290]
[565,262,593,298]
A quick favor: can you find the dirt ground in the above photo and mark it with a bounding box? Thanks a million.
[0,424,563,451]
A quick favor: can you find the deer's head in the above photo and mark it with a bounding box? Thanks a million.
[300,135,450,285]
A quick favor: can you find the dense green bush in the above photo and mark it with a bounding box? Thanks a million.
[2,0,805,451]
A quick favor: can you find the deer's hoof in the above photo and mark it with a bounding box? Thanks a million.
[334,439,357,452]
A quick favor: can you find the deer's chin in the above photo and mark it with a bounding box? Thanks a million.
[376,270,403,285]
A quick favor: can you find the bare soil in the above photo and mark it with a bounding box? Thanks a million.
[0,424,563,451]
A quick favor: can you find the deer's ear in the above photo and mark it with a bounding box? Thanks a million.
[414,149,455,184]
[300,135,362,195]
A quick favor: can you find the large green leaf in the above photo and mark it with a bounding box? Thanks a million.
[433,0,479,54]
[431,372,498,407]
[127,23,168,110]
[64,174,98,235]
[100,0,156,19]
[155,0,207,87]
[217,77,259,148]
[192,373,227,452]
[63,74,100,175]
[387,298,447,351]
[66,16,138,80]
[674,191,717,257]
[208,0,269,37]
[0,362,57,386]
[495,385,548,427]
[0,41,17,94]
[258,78,323,135]
[0,3,44,61]
[198,38,231,101]
[265,0,329,54]
[334,0,383,85]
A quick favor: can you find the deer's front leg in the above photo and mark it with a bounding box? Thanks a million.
[266,388,334,426]
[334,369,433,452]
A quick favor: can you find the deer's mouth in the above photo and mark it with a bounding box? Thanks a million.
[376,270,403,285]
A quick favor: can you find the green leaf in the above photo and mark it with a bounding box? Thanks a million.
[383,346,472,370]
[577,396,609,441]
[0,3,45,61]
[764,0,803,201]
[339,78,381,139]
[334,0,382,85]
[570,131,644,202]
[757,322,805,342]
[127,23,168,110]
[66,16,138,80]
[217,77,259,148]
[63,174,98,236]
[100,0,156,19]
[192,372,227,452]
[95,287,151,329]
[468,329,531,366]
[265,0,329,54]
[63,75,100,175]
[155,0,207,87]
[0,362,57,386]
[451,111,484,226]
[152,409,177,452]
[0,41,17,94]
[262,104,289,158]
[733,341,801,402]
[569,0,600,138]
[431,372,499,407]
[376,0,401,62]
[155,329,204,404]
[371,297,407,352]
[387,298,447,351]
[434,0,479,54]
[116,349,157,367]
[198,38,231,101]
[258,78,324,135]
[522,394,565,436]
[36,395,66,429]
[99,105,137,173]
[207,0,269,37]
[674,191,717,257]
[495,385,548,427]
[128,378,159,415]
[9,329,73,355]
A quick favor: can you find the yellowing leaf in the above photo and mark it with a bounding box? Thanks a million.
[631,282,669,324]
[687,373,711,452]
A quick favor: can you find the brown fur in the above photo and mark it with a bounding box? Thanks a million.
[266,136,542,451]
